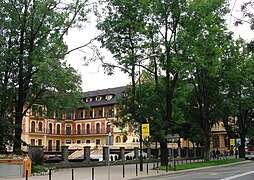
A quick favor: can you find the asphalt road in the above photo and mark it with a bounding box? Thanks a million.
[138,161,254,180]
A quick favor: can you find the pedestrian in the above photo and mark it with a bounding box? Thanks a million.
[213,149,216,159]
[223,149,227,159]
[216,149,220,159]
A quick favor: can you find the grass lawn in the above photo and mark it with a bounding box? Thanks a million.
[158,158,245,171]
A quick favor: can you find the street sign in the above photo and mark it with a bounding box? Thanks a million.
[236,138,241,147]
[230,139,235,146]
[142,124,150,137]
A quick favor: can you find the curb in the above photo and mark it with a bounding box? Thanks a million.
[127,160,252,180]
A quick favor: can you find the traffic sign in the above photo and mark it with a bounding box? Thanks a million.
[230,139,235,146]
[142,124,150,137]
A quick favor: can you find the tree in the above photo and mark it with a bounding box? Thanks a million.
[96,0,189,166]
[221,38,254,158]
[178,0,230,161]
[0,0,90,153]
[235,1,254,29]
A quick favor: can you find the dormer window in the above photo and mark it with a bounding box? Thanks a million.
[106,95,113,101]
[96,96,102,102]
[85,97,93,103]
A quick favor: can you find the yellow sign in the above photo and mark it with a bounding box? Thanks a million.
[142,124,150,137]
[230,139,235,146]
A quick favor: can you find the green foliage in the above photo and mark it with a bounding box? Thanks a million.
[158,158,244,171]
[32,164,48,174]
[0,0,90,151]
[220,38,254,157]
[29,147,44,165]
[236,1,254,29]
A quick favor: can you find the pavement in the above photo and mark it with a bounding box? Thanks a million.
[0,162,166,180]
[0,159,249,180]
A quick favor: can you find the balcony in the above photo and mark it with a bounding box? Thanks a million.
[29,128,114,136]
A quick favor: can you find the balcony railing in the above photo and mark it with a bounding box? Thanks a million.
[30,128,113,135]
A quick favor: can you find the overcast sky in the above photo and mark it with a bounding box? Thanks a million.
[64,0,252,92]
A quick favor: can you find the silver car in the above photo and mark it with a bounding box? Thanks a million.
[245,151,254,160]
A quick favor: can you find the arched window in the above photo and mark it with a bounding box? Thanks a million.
[96,123,100,134]
[116,136,121,143]
[56,124,61,134]
[66,124,71,135]
[38,122,43,132]
[38,106,43,117]
[31,121,35,133]
[86,124,90,134]
[77,124,81,134]
[49,123,53,134]
[106,123,111,133]
[122,136,127,143]
[213,135,220,148]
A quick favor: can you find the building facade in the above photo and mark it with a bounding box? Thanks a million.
[17,86,229,154]
[20,86,137,152]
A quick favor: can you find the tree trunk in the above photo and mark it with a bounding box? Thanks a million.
[239,136,246,158]
[203,132,210,161]
[13,106,24,153]
[160,141,168,166]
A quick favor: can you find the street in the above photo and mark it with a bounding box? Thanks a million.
[138,161,254,180]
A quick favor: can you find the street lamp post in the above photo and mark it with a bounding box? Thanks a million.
[138,61,143,172]
[106,122,112,180]
[166,134,180,171]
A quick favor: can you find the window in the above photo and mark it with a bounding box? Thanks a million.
[86,139,90,144]
[213,135,220,148]
[85,97,93,102]
[107,109,114,117]
[86,124,90,134]
[122,136,127,143]
[65,140,71,144]
[77,124,81,134]
[96,123,100,133]
[96,139,100,145]
[77,140,81,144]
[31,139,35,145]
[66,124,71,135]
[48,123,53,134]
[31,121,35,133]
[56,140,60,151]
[89,111,93,118]
[106,123,111,133]
[38,139,42,146]
[66,113,72,119]
[38,106,43,117]
[57,124,61,134]
[38,122,43,132]
[116,136,121,143]
[98,110,103,117]
[106,95,113,100]
[48,140,53,151]
[96,96,102,102]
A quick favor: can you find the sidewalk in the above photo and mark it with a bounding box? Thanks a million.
[0,159,248,180]
[0,163,168,180]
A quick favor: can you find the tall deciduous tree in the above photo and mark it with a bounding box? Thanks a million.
[97,0,188,166]
[0,0,90,153]
[178,0,229,161]
[221,38,254,158]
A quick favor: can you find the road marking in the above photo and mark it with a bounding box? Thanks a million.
[221,170,254,180]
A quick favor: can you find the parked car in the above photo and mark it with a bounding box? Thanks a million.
[245,151,254,160]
